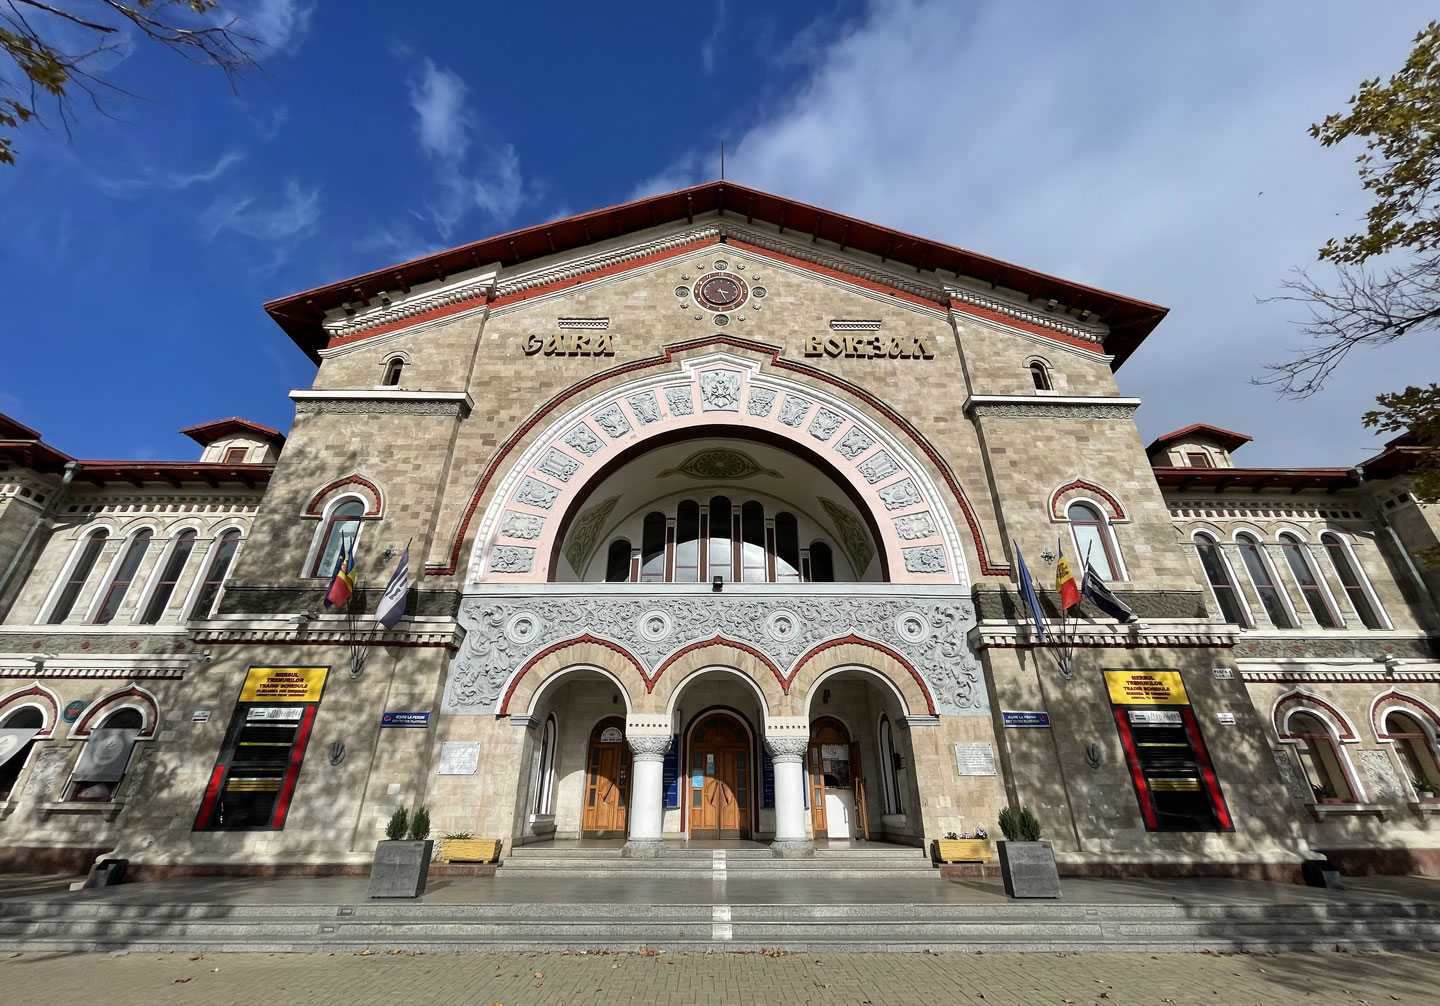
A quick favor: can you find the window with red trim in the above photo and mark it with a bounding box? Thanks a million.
[1114,705,1231,831]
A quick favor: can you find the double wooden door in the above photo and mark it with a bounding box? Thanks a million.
[808,717,868,840]
[689,714,751,839]
[581,718,631,838]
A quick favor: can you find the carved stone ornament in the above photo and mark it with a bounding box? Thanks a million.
[1359,748,1405,801]
[627,733,673,761]
[564,424,603,457]
[499,511,545,540]
[490,546,536,574]
[537,448,581,482]
[444,590,983,717]
[747,388,776,417]
[834,427,874,461]
[594,404,632,438]
[561,495,621,575]
[700,370,742,411]
[1272,748,1307,800]
[765,736,810,763]
[878,479,922,511]
[818,497,875,575]
[893,512,937,541]
[627,392,662,425]
[807,409,844,442]
[778,396,811,427]
[659,449,782,481]
[857,451,899,485]
[970,401,1139,420]
[664,386,694,416]
[515,477,560,509]
[902,545,947,574]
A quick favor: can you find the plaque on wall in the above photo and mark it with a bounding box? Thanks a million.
[954,742,997,777]
[438,741,481,776]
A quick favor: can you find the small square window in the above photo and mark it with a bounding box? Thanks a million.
[1185,452,1212,468]
[223,447,248,463]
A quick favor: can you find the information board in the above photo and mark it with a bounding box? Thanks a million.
[954,742,997,776]
[662,736,679,808]
[1001,710,1050,728]
[437,741,480,776]
[239,666,328,703]
[381,711,430,728]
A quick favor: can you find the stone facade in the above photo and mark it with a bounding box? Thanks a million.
[0,182,1436,881]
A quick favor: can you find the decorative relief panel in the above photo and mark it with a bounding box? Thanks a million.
[499,512,545,540]
[594,405,631,439]
[537,449,580,482]
[857,451,898,485]
[1272,748,1308,801]
[490,546,536,574]
[902,545,947,574]
[700,370,742,411]
[515,477,560,509]
[664,387,694,416]
[893,512,937,541]
[834,427,874,461]
[660,450,781,480]
[807,409,844,442]
[564,423,604,457]
[561,496,621,575]
[746,389,776,417]
[1358,748,1406,802]
[878,479,922,511]
[627,392,662,425]
[818,497,876,576]
[445,589,984,716]
[778,396,811,427]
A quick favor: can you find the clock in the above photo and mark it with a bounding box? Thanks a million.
[693,271,749,312]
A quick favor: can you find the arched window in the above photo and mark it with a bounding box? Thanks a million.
[1386,711,1440,798]
[741,501,766,582]
[0,705,43,801]
[774,512,801,583]
[1278,533,1339,628]
[809,541,835,583]
[1067,502,1120,581]
[639,512,666,582]
[1321,533,1386,630]
[66,707,143,803]
[139,529,197,624]
[382,357,404,386]
[708,496,732,582]
[878,715,902,815]
[93,529,153,624]
[674,500,700,583]
[189,529,241,620]
[1235,533,1294,629]
[1029,361,1052,391]
[1287,711,1353,802]
[605,539,631,582]
[312,499,364,577]
[45,529,109,624]
[1193,532,1248,626]
[533,715,557,815]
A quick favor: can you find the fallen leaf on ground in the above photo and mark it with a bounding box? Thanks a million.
[188,954,204,961]
[173,977,194,984]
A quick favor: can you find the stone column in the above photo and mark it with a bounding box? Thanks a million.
[766,736,814,857]
[621,733,671,858]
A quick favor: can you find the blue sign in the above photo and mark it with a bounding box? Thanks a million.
[662,735,679,808]
[1001,710,1051,728]
[380,711,430,728]
[691,772,704,788]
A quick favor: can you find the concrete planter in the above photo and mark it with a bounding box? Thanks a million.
[932,839,991,863]
[367,840,434,898]
[997,840,1060,899]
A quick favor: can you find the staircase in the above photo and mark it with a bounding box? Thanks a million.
[497,842,937,880]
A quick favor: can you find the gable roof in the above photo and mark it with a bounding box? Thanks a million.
[264,181,1169,367]
[1147,423,1253,455]
[180,417,286,448]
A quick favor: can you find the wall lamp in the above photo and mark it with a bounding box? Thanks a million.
[712,575,723,593]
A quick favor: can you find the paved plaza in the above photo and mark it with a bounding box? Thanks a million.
[1,946,1435,1005]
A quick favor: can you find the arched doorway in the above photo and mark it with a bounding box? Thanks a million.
[581,717,631,838]
[809,716,867,840]
[687,711,753,839]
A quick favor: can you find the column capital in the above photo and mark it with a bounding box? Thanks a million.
[626,732,672,762]
[764,735,809,763]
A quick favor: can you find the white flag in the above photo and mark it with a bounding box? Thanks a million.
[374,545,409,629]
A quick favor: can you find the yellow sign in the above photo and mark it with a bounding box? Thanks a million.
[1104,670,1189,706]
[239,667,328,704]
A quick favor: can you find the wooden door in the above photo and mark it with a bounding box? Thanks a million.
[850,741,869,840]
[581,719,630,838]
[688,714,751,839]
[808,717,852,839]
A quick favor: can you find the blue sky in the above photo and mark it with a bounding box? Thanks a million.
[0,1,1431,466]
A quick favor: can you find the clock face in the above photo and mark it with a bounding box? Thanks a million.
[693,272,748,312]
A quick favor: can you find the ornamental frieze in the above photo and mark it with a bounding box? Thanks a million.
[443,589,985,717]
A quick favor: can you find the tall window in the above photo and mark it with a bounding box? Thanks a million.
[1193,532,1248,626]
[1321,533,1386,629]
[707,496,732,582]
[1287,711,1353,802]
[189,530,241,619]
[1067,502,1120,580]
[740,501,766,582]
[1278,533,1339,628]
[674,501,700,582]
[382,358,404,386]
[774,512,801,583]
[639,512,666,583]
[93,529,153,624]
[1235,533,1294,629]
[1386,711,1440,797]
[46,530,109,624]
[1029,362,1051,390]
[605,539,631,582]
[533,715,557,815]
[312,499,364,577]
[0,706,43,801]
[139,529,197,624]
[878,715,902,815]
[809,541,835,582]
[66,707,143,802]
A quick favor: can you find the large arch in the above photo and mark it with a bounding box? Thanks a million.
[462,350,975,585]
[789,638,936,717]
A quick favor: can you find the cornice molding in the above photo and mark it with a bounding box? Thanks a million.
[289,389,474,418]
[945,284,1109,345]
[964,395,1142,420]
[323,271,498,341]
[969,620,1237,650]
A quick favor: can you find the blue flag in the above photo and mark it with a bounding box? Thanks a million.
[1012,540,1047,641]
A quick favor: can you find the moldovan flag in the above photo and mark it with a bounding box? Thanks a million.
[1055,542,1081,611]
[374,544,410,629]
[323,540,356,608]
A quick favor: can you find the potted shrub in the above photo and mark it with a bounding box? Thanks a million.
[996,806,1060,899]
[932,829,992,864]
[367,806,435,898]
[442,831,504,864]
[1412,776,1436,801]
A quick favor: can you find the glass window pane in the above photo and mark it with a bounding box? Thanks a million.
[774,512,800,582]
[48,532,108,624]
[1195,538,1246,626]
[640,512,666,582]
[141,530,196,624]
[674,501,700,582]
[1323,535,1383,629]
[1280,537,1337,628]
[741,501,766,582]
[95,530,153,624]
[190,531,240,620]
[605,539,631,582]
[708,496,732,582]
[809,541,834,582]
[1071,523,1113,579]
[1238,536,1294,629]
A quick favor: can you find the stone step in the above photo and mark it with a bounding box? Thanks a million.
[505,847,929,861]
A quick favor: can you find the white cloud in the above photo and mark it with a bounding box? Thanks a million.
[634,0,1432,466]
[409,59,471,162]
[99,149,247,196]
[701,0,728,74]
[201,178,321,242]
[238,0,315,54]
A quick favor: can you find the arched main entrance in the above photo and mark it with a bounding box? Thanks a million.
[808,716,868,840]
[580,717,631,838]
[686,711,754,839]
